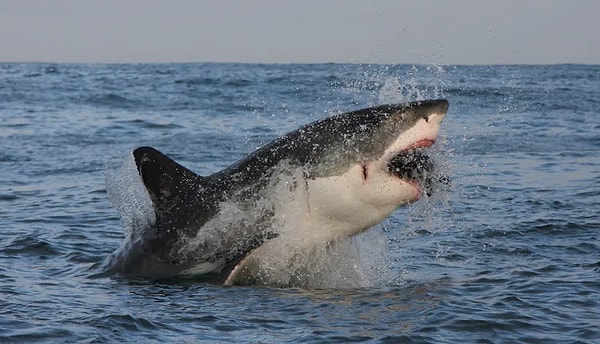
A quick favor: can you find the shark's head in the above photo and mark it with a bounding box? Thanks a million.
[279,99,449,239]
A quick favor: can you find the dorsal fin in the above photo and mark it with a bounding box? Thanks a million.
[133,146,199,212]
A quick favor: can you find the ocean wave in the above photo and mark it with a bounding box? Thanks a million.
[85,93,140,109]
[1,234,62,256]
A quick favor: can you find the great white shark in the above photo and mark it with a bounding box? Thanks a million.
[104,99,449,286]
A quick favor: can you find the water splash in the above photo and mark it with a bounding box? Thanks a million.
[105,153,155,238]
[334,64,448,106]
[380,65,447,103]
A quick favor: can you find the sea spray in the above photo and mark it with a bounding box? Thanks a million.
[105,153,156,239]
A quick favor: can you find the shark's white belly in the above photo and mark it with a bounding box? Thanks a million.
[223,162,420,285]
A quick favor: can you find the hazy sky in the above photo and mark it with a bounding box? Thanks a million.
[1,0,598,65]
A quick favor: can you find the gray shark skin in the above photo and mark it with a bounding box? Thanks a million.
[104,99,449,286]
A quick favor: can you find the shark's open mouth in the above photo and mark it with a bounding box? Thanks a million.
[387,146,449,196]
[388,148,434,184]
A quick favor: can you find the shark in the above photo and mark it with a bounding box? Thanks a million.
[103,99,449,286]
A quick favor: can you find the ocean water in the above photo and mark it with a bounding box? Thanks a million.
[0,62,599,343]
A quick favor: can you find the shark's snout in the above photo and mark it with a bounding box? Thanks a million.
[416,99,449,123]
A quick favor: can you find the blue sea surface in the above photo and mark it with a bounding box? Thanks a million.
[0,63,599,343]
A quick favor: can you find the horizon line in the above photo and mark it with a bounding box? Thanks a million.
[1,60,599,67]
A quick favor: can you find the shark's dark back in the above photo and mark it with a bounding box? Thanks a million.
[218,99,448,181]
[218,107,391,182]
